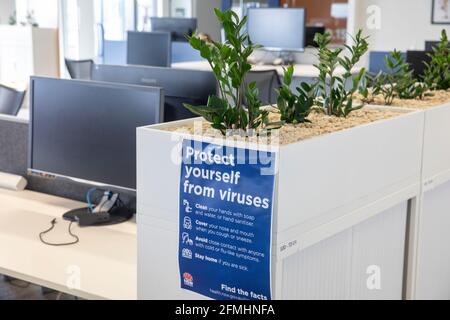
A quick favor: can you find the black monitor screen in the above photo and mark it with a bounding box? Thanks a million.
[127,31,172,67]
[29,77,164,190]
[305,26,326,48]
[247,8,306,51]
[92,64,217,122]
[425,40,450,51]
[150,17,197,42]
[406,51,432,79]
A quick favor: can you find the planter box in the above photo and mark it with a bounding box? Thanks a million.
[372,100,450,189]
[136,107,424,300]
[377,100,450,300]
[419,101,450,190]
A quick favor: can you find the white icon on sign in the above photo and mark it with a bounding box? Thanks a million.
[182,248,193,259]
[183,217,192,230]
[182,232,193,246]
[183,200,193,214]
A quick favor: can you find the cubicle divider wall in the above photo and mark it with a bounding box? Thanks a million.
[0,115,136,208]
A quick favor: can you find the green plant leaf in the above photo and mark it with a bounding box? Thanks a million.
[313,29,369,117]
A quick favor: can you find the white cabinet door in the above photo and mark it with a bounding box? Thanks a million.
[0,26,32,87]
[0,44,32,86]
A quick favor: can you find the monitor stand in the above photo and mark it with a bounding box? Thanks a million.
[63,206,134,227]
[275,51,296,66]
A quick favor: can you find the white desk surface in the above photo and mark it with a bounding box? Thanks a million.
[172,60,359,78]
[0,188,136,300]
[17,107,29,121]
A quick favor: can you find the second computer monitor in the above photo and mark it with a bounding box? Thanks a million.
[425,40,450,51]
[247,8,306,52]
[150,17,197,42]
[406,50,432,78]
[92,64,217,122]
[305,26,326,48]
[127,31,171,67]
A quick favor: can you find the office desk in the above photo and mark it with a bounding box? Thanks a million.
[172,60,361,84]
[0,189,136,300]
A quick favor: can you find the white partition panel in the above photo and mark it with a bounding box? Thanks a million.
[415,181,450,300]
[281,202,407,300]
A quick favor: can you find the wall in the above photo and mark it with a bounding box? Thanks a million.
[194,0,221,42]
[351,0,450,52]
[281,0,348,44]
[0,0,15,25]
[282,0,348,25]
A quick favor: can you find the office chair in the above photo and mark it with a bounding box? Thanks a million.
[305,26,326,48]
[244,70,281,106]
[0,84,26,116]
[406,50,432,79]
[65,58,94,80]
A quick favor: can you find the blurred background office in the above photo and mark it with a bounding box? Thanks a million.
[0,0,350,81]
[0,0,449,117]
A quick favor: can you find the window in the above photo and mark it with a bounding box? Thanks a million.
[95,0,135,41]
[170,0,193,18]
[15,0,58,28]
[136,0,161,31]
[230,0,269,19]
[61,0,79,59]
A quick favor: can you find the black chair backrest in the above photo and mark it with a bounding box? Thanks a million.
[425,40,450,52]
[305,26,326,48]
[244,69,281,105]
[65,58,94,80]
[406,51,432,79]
[0,84,26,116]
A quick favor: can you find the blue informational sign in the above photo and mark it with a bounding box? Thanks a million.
[179,139,277,300]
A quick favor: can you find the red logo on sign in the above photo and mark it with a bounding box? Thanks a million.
[183,272,194,287]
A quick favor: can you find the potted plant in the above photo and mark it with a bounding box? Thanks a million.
[183,9,281,135]
[361,50,428,105]
[136,9,424,300]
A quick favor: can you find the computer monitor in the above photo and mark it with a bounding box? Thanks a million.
[247,8,306,52]
[172,41,203,63]
[425,40,450,51]
[305,26,326,48]
[127,31,171,67]
[91,64,217,123]
[28,77,164,191]
[150,17,197,42]
[406,50,432,79]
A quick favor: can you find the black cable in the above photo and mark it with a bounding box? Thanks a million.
[4,277,30,289]
[39,219,80,246]
[116,196,125,208]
